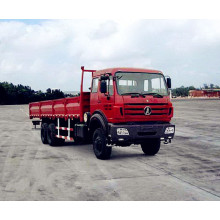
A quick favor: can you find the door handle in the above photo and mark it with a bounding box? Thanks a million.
[98,100,101,103]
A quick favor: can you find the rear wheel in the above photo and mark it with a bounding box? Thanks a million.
[47,123,64,146]
[93,128,112,160]
[41,123,48,144]
[141,138,160,155]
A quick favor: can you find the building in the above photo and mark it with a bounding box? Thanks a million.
[189,89,220,98]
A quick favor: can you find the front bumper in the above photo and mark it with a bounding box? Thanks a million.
[108,122,175,145]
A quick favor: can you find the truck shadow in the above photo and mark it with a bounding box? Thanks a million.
[61,141,90,146]
[59,142,151,160]
[111,153,150,160]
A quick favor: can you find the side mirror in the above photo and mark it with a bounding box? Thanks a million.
[167,78,171,89]
[100,80,107,93]
[100,75,109,81]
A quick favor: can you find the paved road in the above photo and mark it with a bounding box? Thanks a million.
[0,99,220,200]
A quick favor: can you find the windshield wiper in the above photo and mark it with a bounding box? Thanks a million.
[141,92,164,98]
[121,92,145,97]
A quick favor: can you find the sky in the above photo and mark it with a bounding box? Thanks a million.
[0,19,220,91]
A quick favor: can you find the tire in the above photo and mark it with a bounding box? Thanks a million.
[93,128,112,160]
[141,138,161,155]
[41,123,48,144]
[47,123,64,146]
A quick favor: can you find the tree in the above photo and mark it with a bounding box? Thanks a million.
[46,88,51,93]
[172,86,196,97]
[203,84,208,89]
[0,84,7,104]
[0,82,65,105]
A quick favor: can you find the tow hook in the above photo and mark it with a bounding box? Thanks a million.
[160,138,171,144]
[164,139,168,144]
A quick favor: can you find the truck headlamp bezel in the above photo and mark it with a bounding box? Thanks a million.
[164,127,175,134]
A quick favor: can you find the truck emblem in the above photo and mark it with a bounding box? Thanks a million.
[146,100,149,102]
[144,106,151,115]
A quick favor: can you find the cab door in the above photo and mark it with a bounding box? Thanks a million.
[90,77,99,114]
[98,75,114,120]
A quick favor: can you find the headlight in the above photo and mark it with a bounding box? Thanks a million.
[84,112,90,123]
[117,128,129,135]
[164,127,174,134]
[84,113,88,122]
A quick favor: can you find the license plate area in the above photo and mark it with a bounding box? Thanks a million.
[137,131,157,136]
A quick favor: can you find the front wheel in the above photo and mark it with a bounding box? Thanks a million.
[93,128,112,160]
[141,138,160,155]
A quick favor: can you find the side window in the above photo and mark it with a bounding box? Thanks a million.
[91,78,98,93]
[107,76,113,96]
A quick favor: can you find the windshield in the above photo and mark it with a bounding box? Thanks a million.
[115,72,168,96]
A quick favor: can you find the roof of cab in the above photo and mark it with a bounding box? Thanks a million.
[93,67,162,77]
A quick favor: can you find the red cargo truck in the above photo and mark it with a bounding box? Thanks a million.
[29,66,175,159]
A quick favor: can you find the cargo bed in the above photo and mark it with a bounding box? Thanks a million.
[29,92,90,120]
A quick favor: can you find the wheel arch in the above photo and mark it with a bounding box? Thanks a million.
[89,111,108,138]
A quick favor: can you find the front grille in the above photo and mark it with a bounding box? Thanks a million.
[124,103,169,116]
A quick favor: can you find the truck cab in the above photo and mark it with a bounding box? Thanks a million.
[86,67,175,159]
